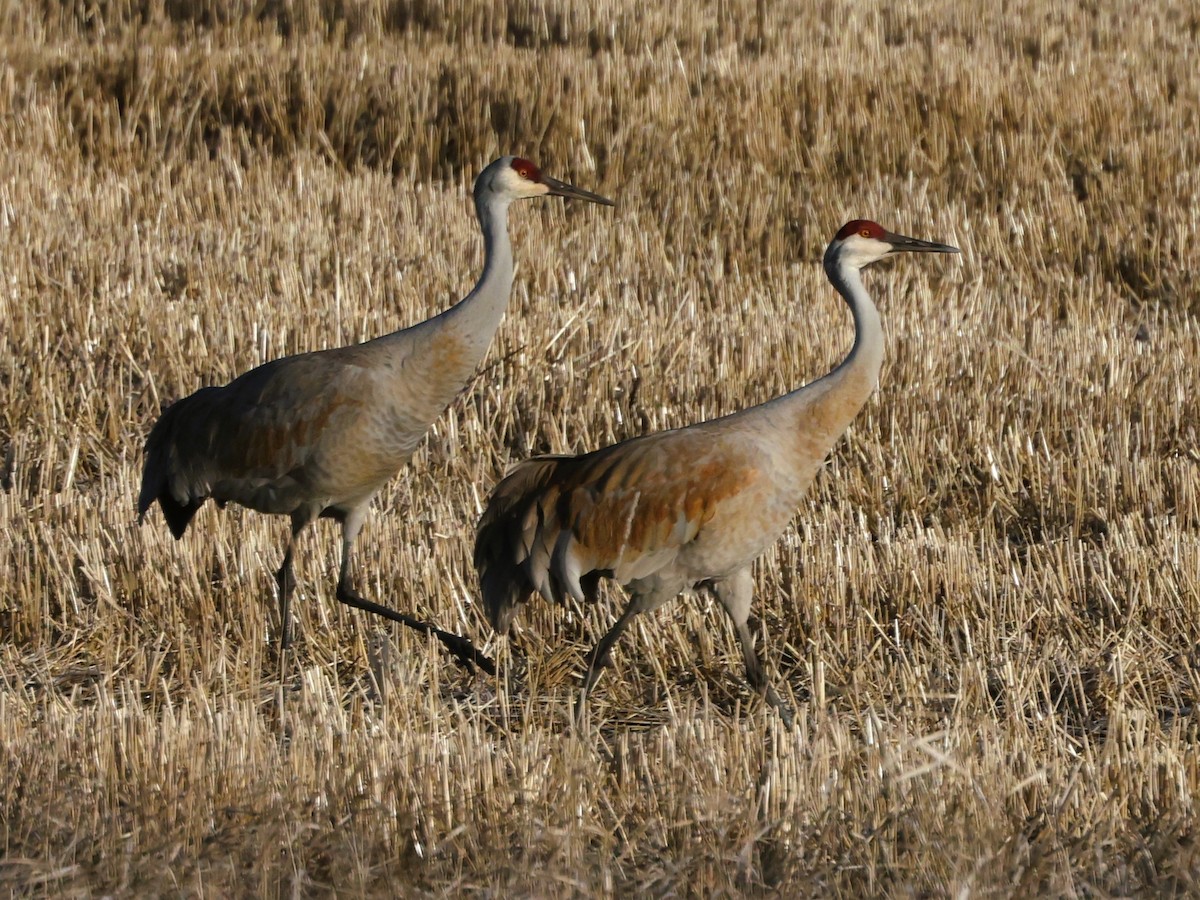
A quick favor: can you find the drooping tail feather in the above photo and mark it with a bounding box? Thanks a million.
[474,456,572,632]
[154,492,204,539]
[138,395,207,539]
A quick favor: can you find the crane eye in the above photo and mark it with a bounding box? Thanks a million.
[860,229,871,237]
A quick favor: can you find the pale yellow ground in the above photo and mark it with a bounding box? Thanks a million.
[1,0,1198,894]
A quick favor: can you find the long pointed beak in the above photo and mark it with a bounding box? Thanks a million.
[885,230,959,254]
[542,175,615,207]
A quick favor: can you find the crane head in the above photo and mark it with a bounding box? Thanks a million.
[479,156,615,207]
[828,219,959,270]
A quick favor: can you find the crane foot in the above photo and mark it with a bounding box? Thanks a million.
[335,583,497,676]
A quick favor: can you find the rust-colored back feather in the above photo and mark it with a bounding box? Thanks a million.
[475,425,770,633]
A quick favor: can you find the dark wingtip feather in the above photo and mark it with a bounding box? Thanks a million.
[137,476,201,539]
[473,481,538,632]
[474,455,573,633]
[158,493,201,540]
[474,527,525,633]
[138,395,205,540]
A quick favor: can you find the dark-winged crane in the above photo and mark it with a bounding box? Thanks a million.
[139,157,614,673]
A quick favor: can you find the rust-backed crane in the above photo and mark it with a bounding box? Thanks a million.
[475,220,957,717]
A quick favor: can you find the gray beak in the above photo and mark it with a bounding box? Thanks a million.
[543,175,615,207]
[884,230,959,254]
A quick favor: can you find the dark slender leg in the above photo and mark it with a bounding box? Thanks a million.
[574,589,663,725]
[730,616,793,728]
[275,518,305,650]
[714,571,794,728]
[334,524,495,676]
[581,595,645,694]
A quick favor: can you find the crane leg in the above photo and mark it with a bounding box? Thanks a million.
[573,592,649,726]
[580,584,674,694]
[332,519,496,676]
[275,515,309,650]
[581,596,644,694]
[713,571,793,728]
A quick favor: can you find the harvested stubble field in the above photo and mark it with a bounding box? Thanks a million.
[1,0,1199,894]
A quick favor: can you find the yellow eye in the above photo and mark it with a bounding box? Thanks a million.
[860,229,871,237]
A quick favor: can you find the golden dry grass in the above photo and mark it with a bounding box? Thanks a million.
[2,0,1199,894]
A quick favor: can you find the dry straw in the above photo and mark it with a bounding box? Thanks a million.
[1,0,1198,893]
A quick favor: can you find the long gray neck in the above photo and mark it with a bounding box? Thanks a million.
[435,189,515,358]
[765,251,884,444]
[817,254,884,398]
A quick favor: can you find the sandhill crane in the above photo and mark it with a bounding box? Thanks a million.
[475,219,957,721]
[139,156,614,673]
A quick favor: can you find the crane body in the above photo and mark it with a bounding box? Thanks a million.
[140,157,614,672]
[476,220,957,719]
